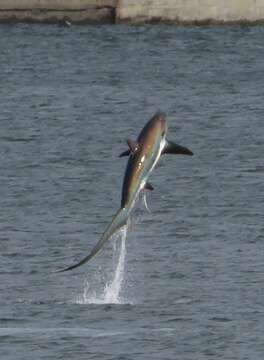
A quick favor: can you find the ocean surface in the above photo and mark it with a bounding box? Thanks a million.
[0,24,263,359]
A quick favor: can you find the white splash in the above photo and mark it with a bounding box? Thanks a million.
[76,226,127,305]
[103,226,127,303]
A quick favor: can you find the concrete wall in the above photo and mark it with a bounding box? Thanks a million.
[0,0,264,24]
[0,0,117,10]
[0,0,117,24]
[117,0,264,23]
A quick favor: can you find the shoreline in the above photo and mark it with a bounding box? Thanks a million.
[0,1,264,26]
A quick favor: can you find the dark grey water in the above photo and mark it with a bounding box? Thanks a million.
[0,24,263,359]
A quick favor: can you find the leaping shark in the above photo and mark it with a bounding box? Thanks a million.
[56,111,193,272]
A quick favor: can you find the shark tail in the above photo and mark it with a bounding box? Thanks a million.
[54,207,129,273]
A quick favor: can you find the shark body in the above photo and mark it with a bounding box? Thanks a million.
[56,112,193,272]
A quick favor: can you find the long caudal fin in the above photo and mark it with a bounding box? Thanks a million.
[54,208,129,273]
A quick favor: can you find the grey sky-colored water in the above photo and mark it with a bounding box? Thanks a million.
[0,24,263,359]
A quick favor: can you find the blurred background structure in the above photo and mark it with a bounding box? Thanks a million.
[0,0,264,24]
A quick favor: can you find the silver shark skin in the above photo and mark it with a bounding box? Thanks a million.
[56,112,193,272]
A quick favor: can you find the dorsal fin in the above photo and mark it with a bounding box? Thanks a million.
[127,139,139,154]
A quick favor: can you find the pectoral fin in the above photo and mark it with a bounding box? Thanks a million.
[127,139,139,153]
[119,149,131,157]
[119,139,138,157]
[119,139,139,157]
[145,182,154,191]
[162,141,193,156]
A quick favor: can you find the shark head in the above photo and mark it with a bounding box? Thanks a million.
[138,111,193,157]
[138,111,167,144]
[154,112,193,157]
